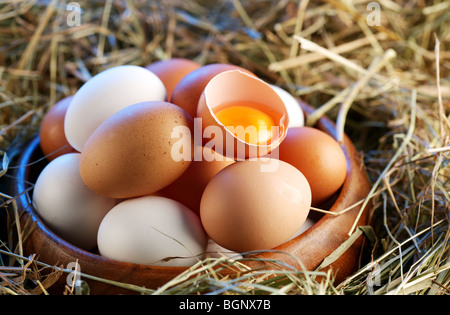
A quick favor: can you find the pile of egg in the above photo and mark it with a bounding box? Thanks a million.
[34,59,347,267]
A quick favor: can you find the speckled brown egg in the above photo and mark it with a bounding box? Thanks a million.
[80,101,194,199]
[39,95,78,161]
[170,63,255,118]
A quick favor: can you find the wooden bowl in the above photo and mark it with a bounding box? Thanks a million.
[8,101,372,295]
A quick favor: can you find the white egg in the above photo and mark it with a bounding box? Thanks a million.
[64,65,166,152]
[270,85,304,128]
[97,196,208,267]
[32,153,116,250]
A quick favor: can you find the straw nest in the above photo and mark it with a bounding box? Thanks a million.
[0,0,449,295]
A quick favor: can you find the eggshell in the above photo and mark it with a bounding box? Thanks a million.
[277,126,347,206]
[200,158,311,252]
[197,70,289,160]
[170,63,255,118]
[97,196,208,267]
[146,58,201,100]
[64,65,166,152]
[32,153,116,250]
[39,95,78,161]
[80,101,194,199]
[159,145,235,216]
[270,85,304,128]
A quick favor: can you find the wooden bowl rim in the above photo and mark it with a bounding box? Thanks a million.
[10,100,371,293]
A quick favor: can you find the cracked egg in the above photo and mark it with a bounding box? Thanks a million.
[196,70,289,160]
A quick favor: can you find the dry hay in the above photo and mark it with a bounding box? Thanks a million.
[0,0,449,295]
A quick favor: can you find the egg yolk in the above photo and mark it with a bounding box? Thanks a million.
[215,101,277,145]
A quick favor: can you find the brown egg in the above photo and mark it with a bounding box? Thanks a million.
[170,63,255,118]
[196,70,289,160]
[39,95,78,161]
[145,58,201,100]
[159,146,235,216]
[80,101,194,199]
[277,126,347,206]
[200,158,311,253]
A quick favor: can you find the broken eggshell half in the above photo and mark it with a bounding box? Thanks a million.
[196,70,289,160]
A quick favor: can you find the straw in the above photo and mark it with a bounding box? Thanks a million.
[1,0,449,295]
